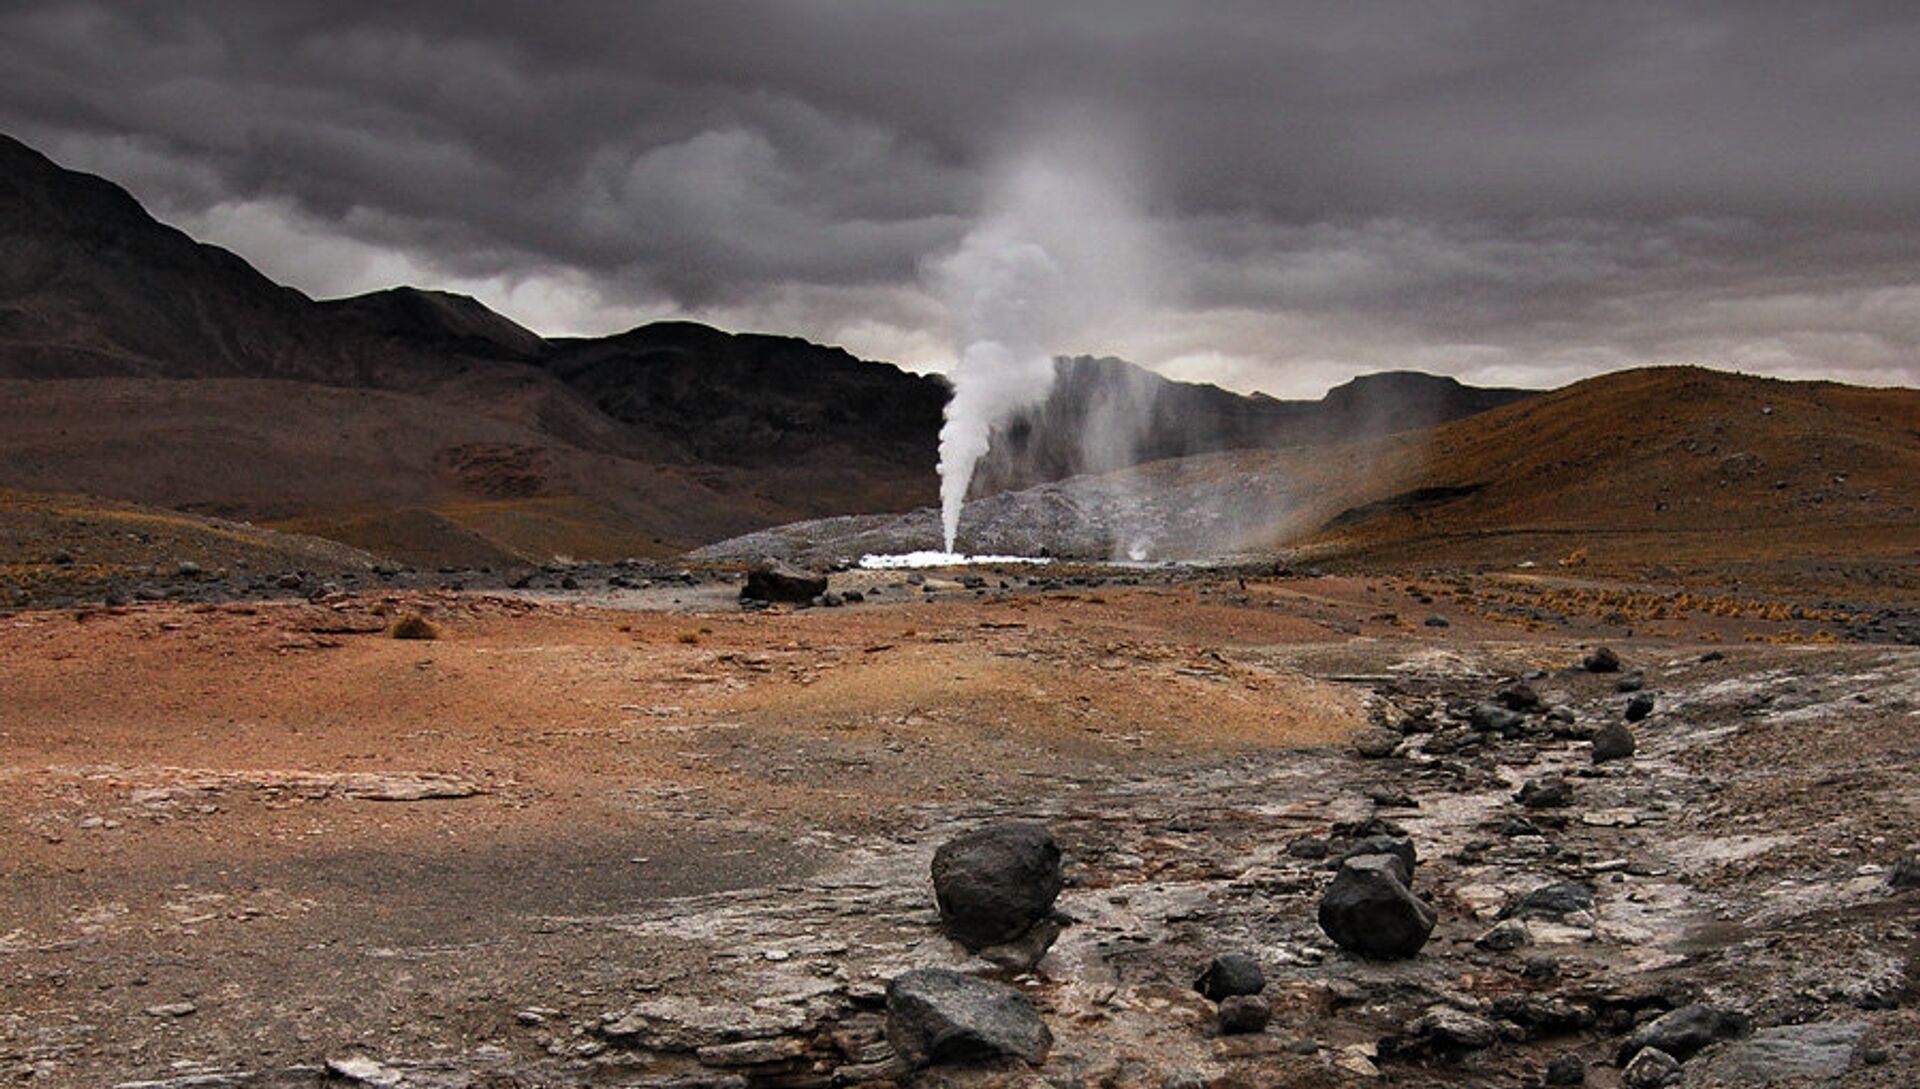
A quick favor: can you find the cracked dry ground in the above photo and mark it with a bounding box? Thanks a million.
[1,576,1916,1087]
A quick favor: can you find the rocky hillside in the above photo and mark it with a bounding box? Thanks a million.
[698,367,1920,594]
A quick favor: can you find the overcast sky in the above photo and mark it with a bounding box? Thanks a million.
[4,1,1917,395]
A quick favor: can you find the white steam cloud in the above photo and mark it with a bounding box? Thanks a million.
[932,130,1158,551]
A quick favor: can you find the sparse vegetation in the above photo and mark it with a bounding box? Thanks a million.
[388,614,440,640]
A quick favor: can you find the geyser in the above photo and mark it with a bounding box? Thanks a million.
[931,133,1154,552]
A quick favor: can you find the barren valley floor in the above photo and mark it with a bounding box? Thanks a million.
[2,572,1916,1087]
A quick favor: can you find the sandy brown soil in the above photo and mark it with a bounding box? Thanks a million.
[2,575,1916,1087]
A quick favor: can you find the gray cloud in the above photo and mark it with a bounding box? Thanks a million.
[2,0,1917,392]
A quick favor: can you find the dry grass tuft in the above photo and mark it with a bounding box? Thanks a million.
[388,614,441,640]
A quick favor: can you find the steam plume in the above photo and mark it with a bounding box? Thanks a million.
[933,132,1154,552]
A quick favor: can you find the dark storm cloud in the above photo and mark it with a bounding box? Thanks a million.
[2,0,1916,390]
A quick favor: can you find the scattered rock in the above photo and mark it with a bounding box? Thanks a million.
[325,1057,406,1087]
[1195,952,1266,1001]
[1617,1003,1751,1065]
[1350,727,1401,759]
[1583,646,1621,672]
[1621,1046,1680,1088]
[1591,721,1636,763]
[143,1001,197,1018]
[740,559,828,604]
[1508,881,1595,920]
[885,968,1051,1068]
[1517,778,1574,808]
[1335,834,1417,882]
[1616,674,1645,693]
[1890,857,1920,890]
[1404,1005,1500,1051]
[1544,1052,1586,1085]
[1216,995,1271,1035]
[931,822,1065,949]
[976,918,1062,973]
[1476,918,1532,951]
[1317,854,1436,959]
[1424,615,1450,628]
[1497,682,1543,711]
[1471,703,1526,733]
[1625,693,1656,721]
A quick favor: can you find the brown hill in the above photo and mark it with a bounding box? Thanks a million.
[1254,366,1920,588]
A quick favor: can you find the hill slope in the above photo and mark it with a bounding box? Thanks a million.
[698,367,1920,593]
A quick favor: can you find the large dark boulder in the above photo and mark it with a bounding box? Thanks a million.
[1592,720,1636,763]
[885,968,1052,1068]
[1317,854,1436,959]
[931,822,1064,949]
[740,559,828,604]
[1617,1003,1752,1065]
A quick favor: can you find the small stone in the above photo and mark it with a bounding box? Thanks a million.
[1216,994,1271,1035]
[1350,728,1401,759]
[1544,1052,1586,1085]
[1471,703,1526,733]
[1887,857,1920,890]
[1424,614,1450,628]
[1616,674,1645,692]
[1583,646,1621,673]
[1406,1005,1499,1050]
[1475,918,1532,951]
[144,1001,197,1017]
[1335,834,1417,882]
[1497,682,1543,711]
[1195,952,1266,1001]
[1624,693,1656,721]
[1517,778,1574,808]
[1622,1046,1681,1088]
[1591,721,1636,763]
[1508,881,1595,919]
[1617,1004,1751,1065]
[885,968,1051,1068]
[1287,837,1330,860]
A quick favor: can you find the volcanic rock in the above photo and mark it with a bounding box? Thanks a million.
[1517,777,1574,808]
[1584,646,1622,673]
[1625,692,1656,721]
[1350,727,1401,759]
[1335,834,1418,882]
[1471,703,1526,733]
[1216,995,1271,1035]
[1195,953,1266,1001]
[1622,1047,1680,1088]
[1617,1003,1752,1065]
[1476,918,1532,951]
[1497,682,1543,711]
[1317,854,1436,959]
[885,968,1052,1068]
[1507,881,1596,920]
[931,822,1064,950]
[1404,1005,1500,1051]
[1889,857,1920,890]
[740,560,828,604]
[1544,1052,1587,1085]
[1592,721,1636,763]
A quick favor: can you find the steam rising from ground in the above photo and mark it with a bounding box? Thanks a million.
[933,132,1156,551]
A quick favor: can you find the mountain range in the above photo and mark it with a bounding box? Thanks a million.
[0,132,1535,565]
